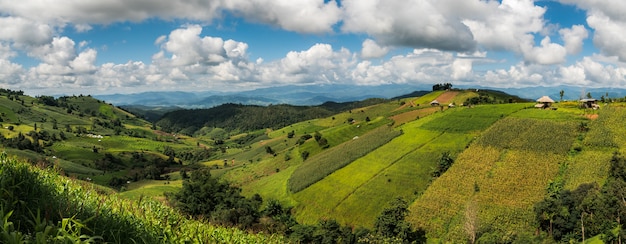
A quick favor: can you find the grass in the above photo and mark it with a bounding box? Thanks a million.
[292,127,442,226]
[118,180,183,201]
[420,103,527,133]
[291,110,476,227]
[56,158,104,175]
[564,149,612,190]
[288,125,402,193]
[0,154,285,243]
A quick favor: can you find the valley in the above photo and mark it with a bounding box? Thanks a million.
[1,87,624,243]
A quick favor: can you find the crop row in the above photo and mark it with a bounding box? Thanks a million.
[409,117,575,242]
[475,117,578,154]
[420,103,527,133]
[288,125,402,193]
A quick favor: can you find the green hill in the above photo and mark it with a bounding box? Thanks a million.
[1,87,624,243]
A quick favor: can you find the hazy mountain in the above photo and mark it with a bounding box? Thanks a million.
[95,84,626,108]
[94,84,430,108]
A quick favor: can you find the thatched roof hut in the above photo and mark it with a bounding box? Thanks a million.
[580,98,598,109]
[536,96,555,109]
[536,96,555,103]
[430,100,440,106]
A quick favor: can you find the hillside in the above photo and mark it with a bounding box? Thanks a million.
[0,153,284,243]
[1,87,624,243]
[155,98,388,135]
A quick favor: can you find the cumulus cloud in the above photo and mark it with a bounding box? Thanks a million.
[224,0,341,33]
[463,0,546,52]
[360,39,389,59]
[558,57,626,87]
[0,0,341,34]
[587,13,626,62]
[521,36,567,65]
[0,17,53,46]
[257,43,356,85]
[342,0,476,52]
[559,25,588,54]
[559,0,626,62]
[156,25,248,67]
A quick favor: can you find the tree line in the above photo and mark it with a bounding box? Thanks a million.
[534,152,626,243]
[168,168,426,243]
[156,99,388,135]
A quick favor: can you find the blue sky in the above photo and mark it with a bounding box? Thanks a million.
[0,0,625,95]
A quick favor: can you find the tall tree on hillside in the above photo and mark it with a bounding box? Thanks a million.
[374,197,425,243]
[559,90,564,102]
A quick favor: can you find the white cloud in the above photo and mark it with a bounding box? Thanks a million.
[463,0,546,52]
[29,37,76,66]
[69,49,98,74]
[224,0,342,33]
[360,39,389,59]
[157,25,248,67]
[452,58,473,80]
[0,17,53,46]
[0,59,23,84]
[587,13,626,62]
[559,0,626,62]
[559,25,588,54]
[521,36,567,65]
[0,0,341,34]
[342,0,476,52]
[558,57,626,87]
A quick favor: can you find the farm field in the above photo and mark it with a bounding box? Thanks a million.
[288,125,402,193]
[291,110,473,227]
[5,88,624,243]
[408,114,581,242]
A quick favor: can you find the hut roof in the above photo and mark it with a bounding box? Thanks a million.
[430,100,439,104]
[536,96,555,103]
[580,98,597,102]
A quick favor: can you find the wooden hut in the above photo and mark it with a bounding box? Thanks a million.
[580,98,599,109]
[536,96,555,109]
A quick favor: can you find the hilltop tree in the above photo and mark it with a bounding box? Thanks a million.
[559,90,564,102]
[433,83,453,91]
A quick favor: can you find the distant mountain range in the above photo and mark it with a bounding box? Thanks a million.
[94,84,626,108]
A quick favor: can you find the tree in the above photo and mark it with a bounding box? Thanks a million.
[170,169,262,228]
[432,151,454,178]
[586,92,592,99]
[374,197,425,243]
[559,90,565,102]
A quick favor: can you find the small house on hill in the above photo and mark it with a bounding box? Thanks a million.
[430,100,440,106]
[536,96,555,109]
[580,98,599,109]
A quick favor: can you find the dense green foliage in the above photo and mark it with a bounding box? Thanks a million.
[169,168,263,228]
[535,152,626,243]
[374,198,425,243]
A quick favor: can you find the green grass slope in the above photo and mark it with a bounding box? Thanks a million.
[0,154,284,243]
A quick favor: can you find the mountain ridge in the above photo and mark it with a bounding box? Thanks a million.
[94,84,626,109]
